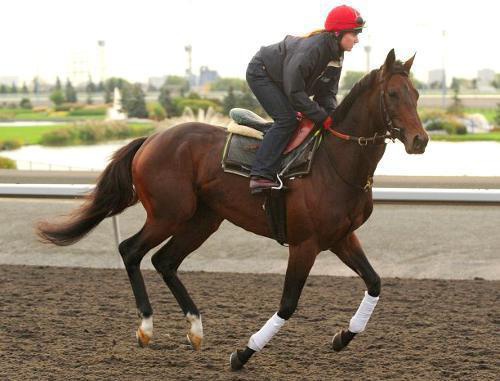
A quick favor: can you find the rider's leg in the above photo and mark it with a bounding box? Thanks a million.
[246,61,298,180]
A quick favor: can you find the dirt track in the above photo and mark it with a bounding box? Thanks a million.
[1,265,498,380]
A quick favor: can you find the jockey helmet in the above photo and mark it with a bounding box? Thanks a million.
[324,5,365,34]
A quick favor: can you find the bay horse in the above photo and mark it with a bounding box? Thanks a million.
[37,49,428,370]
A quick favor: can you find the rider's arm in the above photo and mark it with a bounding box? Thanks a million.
[313,65,342,115]
[283,49,329,124]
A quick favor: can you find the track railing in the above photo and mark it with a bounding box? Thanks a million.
[1,184,499,248]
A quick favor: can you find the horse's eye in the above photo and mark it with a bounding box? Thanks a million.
[388,91,398,98]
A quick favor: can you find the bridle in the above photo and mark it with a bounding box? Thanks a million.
[324,70,405,146]
[322,69,409,192]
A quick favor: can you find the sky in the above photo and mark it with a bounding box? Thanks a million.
[2,0,499,85]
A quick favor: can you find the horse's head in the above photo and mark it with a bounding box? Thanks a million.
[378,49,429,154]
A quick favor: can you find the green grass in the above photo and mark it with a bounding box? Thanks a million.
[0,108,105,121]
[430,132,500,142]
[0,123,153,146]
[0,125,68,144]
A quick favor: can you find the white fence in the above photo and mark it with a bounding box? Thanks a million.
[1,183,499,247]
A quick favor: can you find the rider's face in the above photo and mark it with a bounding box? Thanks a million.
[340,32,359,51]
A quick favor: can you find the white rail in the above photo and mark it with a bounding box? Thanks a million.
[0,184,499,203]
[1,184,499,249]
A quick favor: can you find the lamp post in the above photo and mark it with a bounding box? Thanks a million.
[364,45,371,73]
[441,30,447,109]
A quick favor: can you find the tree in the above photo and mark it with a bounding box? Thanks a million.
[210,78,248,92]
[164,75,190,96]
[19,98,33,109]
[65,79,78,103]
[86,76,96,93]
[55,77,62,91]
[103,77,129,103]
[50,90,65,106]
[340,71,365,91]
[10,82,18,94]
[447,79,464,116]
[494,103,500,127]
[238,88,261,114]
[409,73,426,90]
[121,83,148,118]
[222,87,237,115]
[97,81,105,92]
[158,86,177,117]
[492,74,500,89]
[33,77,40,94]
[0,85,7,94]
[22,83,29,94]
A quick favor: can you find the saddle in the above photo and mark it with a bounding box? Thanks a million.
[221,108,322,179]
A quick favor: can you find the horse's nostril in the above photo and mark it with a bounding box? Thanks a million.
[412,135,428,152]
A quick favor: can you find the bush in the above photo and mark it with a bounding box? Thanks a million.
[420,109,467,135]
[40,128,77,145]
[40,121,155,146]
[148,103,166,121]
[0,139,23,150]
[0,156,16,169]
[54,103,73,112]
[19,98,33,110]
[50,90,65,106]
[68,107,107,116]
[174,98,221,115]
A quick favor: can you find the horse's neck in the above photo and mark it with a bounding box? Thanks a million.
[323,93,386,188]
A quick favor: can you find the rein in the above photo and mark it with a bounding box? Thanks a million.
[322,71,406,192]
[324,75,402,146]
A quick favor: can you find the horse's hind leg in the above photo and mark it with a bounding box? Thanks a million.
[119,219,174,347]
[151,204,223,350]
[330,232,381,351]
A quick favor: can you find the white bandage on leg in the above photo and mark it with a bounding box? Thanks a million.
[140,316,153,336]
[186,312,203,339]
[248,312,286,352]
[348,291,379,333]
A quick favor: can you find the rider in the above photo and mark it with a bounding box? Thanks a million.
[246,5,365,193]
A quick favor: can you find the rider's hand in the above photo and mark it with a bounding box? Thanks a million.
[322,115,333,130]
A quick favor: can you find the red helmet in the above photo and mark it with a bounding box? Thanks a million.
[324,5,365,33]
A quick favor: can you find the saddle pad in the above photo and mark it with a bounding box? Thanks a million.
[221,132,322,179]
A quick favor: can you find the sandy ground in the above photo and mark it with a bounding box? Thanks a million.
[0,198,498,280]
[1,265,498,381]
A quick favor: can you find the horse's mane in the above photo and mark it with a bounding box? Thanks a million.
[332,61,407,124]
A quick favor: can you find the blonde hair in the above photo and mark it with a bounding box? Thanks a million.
[302,29,328,38]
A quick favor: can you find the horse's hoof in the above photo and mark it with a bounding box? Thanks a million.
[332,330,345,352]
[230,351,244,371]
[186,332,202,351]
[136,327,152,347]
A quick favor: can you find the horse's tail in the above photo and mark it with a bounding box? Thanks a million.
[36,137,147,246]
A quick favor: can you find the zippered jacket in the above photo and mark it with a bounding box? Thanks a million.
[256,32,343,124]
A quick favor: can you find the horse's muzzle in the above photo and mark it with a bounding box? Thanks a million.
[411,134,429,154]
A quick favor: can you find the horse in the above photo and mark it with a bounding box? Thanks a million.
[37,49,428,370]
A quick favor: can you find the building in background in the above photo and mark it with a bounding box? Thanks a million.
[428,69,445,89]
[0,76,19,86]
[477,69,495,92]
[198,66,219,87]
[148,76,167,90]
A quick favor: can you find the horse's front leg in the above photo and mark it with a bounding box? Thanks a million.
[230,239,319,370]
[330,232,381,351]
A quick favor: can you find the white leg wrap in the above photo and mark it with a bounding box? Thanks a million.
[348,291,379,333]
[140,316,153,336]
[186,312,203,339]
[248,312,286,352]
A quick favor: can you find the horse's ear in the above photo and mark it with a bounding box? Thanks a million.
[403,53,416,73]
[384,49,396,71]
